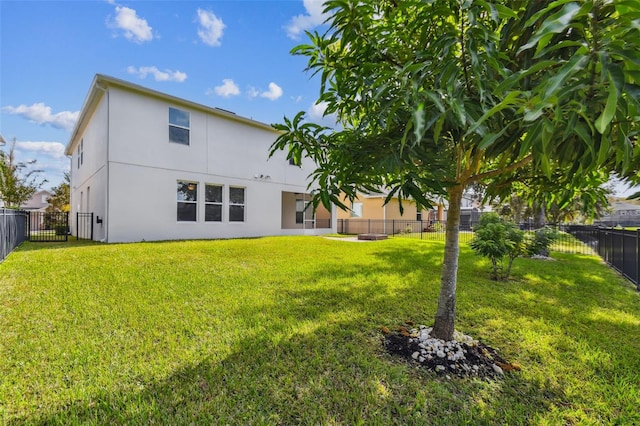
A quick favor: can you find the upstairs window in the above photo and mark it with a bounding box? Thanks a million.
[76,138,83,168]
[205,184,223,222]
[177,181,197,221]
[169,107,190,145]
[229,187,245,222]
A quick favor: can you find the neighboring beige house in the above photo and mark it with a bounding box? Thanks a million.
[21,190,52,212]
[336,192,443,222]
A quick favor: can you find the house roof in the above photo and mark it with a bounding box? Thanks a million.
[65,74,280,155]
[21,189,52,210]
[610,201,640,211]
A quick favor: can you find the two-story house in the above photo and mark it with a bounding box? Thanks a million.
[64,74,334,243]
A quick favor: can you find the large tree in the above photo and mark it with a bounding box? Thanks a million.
[271,0,640,340]
[0,138,46,209]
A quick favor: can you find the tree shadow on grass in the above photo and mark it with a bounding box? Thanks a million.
[369,243,640,423]
[13,318,566,425]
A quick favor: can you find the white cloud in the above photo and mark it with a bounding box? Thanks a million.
[260,82,283,101]
[15,141,66,160]
[285,0,328,39]
[307,100,338,126]
[3,103,79,132]
[211,79,240,97]
[10,140,70,187]
[246,86,260,99]
[109,5,154,43]
[196,9,225,47]
[308,101,329,120]
[127,66,187,82]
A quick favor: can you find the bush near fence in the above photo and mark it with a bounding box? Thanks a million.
[337,219,639,290]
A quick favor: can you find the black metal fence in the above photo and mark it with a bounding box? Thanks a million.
[1,208,28,262]
[565,226,639,290]
[28,211,69,242]
[76,212,94,240]
[337,219,476,243]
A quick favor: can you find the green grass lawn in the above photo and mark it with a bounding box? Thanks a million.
[1,237,638,425]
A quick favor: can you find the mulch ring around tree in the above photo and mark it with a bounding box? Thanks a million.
[382,323,521,379]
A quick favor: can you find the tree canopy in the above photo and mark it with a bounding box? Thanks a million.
[46,172,70,213]
[271,0,640,340]
[0,138,45,209]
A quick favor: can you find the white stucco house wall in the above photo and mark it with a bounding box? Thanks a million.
[64,74,335,243]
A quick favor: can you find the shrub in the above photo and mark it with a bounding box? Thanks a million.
[470,213,524,280]
[55,225,69,236]
[527,227,559,257]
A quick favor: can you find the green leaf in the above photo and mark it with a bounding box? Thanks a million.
[466,91,522,135]
[519,2,581,54]
[595,73,620,134]
[493,4,517,19]
[413,103,426,142]
[544,55,588,99]
[478,126,509,150]
[597,135,611,164]
[433,114,445,144]
[494,61,557,93]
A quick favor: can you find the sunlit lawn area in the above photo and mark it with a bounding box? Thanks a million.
[1,236,638,424]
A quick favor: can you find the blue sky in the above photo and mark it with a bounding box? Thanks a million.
[0,0,637,198]
[1,0,333,189]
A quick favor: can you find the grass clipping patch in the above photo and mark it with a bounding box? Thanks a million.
[382,323,520,379]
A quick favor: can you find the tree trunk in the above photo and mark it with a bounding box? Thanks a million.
[431,185,463,341]
[533,202,546,229]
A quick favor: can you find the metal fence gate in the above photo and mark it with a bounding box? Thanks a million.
[76,212,94,240]
[28,211,69,242]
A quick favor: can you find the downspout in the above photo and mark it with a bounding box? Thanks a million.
[383,198,387,234]
[99,83,109,243]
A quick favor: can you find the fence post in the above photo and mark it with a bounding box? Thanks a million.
[637,230,639,291]
[621,229,625,277]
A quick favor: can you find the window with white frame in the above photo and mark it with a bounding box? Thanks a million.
[229,187,245,222]
[169,107,190,145]
[205,184,223,222]
[350,202,363,218]
[77,138,83,169]
[177,181,197,221]
[296,199,306,224]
